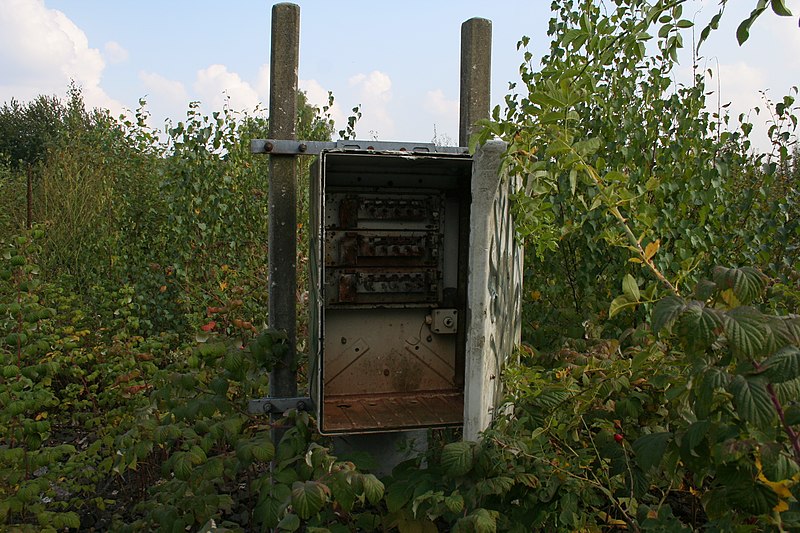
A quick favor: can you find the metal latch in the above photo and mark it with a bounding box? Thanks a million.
[430,309,458,334]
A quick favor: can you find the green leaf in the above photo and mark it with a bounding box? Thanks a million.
[725,306,768,360]
[277,513,301,532]
[705,366,732,390]
[569,169,577,196]
[651,295,685,334]
[772,317,800,346]
[545,138,572,156]
[736,7,766,45]
[622,274,640,301]
[515,473,539,488]
[440,441,477,477]
[329,471,356,512]
[479,476,514,496]
[771,0,792,17]
[712,266,766,305]
[729,375,776,429]
[763,346,800,383]
[172,452,192,480]
[455,508,497,533]
[694,280,717,301]
[385,480,413,513]
[785,404,800,425]
[632,432,672,471]
[726,480,779,515]
[774,377,800,404]
[529,91,566,108]
[187,445,207,465]
[609,295,637,318]
[256,484,291,528]
[291,481,327,520]
[251,439,275,462]
[698,12,720,48]
[604,170,627,182]
[361,473,384,506]
[676,302,723,352]
[445,492,465,514]
[224,350,245,376]
[573,137,601,156]
[684,420,711,451]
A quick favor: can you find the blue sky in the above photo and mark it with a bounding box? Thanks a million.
[1,0,798,151]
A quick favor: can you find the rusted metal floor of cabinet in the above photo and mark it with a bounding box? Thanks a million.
[321,390,463,434]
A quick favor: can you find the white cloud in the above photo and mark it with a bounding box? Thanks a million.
[194,64,262,113]
[103,41,129,65]
[139,71,189,107]
[0,0,122,114]
[299,78,344,130]
[349,71,392,102]
[710,62,766,116]
[348,70,394,139]
[424,89,458,117]
[697,57,800,153]
[135,71,189,130]
[256,63,270,100]
[761,13,800,69]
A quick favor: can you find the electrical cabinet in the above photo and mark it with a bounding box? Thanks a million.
[310,149,472,434]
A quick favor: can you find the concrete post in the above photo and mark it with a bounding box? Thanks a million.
[268,3,300,404]
[459,17,492,148]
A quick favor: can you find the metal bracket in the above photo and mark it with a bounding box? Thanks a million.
[248,396,314,415]
[250,139,469,156]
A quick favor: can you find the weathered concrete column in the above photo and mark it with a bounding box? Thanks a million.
[463,140,522,441]
[268,3,300,402]
[459,17,492,147]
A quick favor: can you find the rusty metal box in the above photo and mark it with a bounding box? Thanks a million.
[310,148,472,434]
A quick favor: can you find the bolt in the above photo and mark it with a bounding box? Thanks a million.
[297,401,306,411]
[443,316,454,328]
[264,141,274,152]
[298,143,308,152]
[264,402,273,414]
[341,337,347,344]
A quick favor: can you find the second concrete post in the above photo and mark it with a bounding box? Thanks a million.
[268,3,300,404]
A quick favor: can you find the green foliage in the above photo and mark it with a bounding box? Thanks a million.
[1,1,798,531]
[475,0,799,354]
[0,227,175,529]
[0,86,339,529]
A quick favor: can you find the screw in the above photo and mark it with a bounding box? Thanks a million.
[264,402,273,414]
[298,143,308,153]
[264,141,274,152]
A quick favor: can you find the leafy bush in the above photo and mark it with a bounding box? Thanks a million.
[1,1,799,531]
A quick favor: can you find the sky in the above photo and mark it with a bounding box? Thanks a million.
[0,0,798,152]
